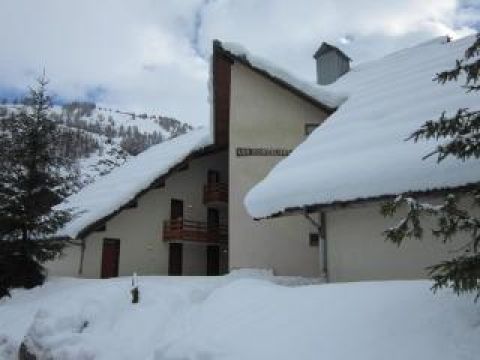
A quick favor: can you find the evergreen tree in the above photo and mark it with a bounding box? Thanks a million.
[382,35,480,300]
[0,75,77,298]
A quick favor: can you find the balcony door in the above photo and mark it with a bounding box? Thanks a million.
[207,169,220,184]
[207,208,219,229]
[168,199,184,275]
[207,208,220,275]
[170,199,184,220]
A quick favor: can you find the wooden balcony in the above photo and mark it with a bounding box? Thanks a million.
[163,218,227,244]
[203,182,228,205]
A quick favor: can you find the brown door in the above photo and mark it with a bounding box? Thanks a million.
[170,199,184,220]
[207,207,220,244]
[207,245,220,276]
[168,199,184,275]
[101,238,120,278]
[207,208,219,228]
[207,208,220,275]
[168,243,183,275]
[207,170,220,184]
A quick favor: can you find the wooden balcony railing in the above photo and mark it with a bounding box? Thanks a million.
[163,218,228,244]
[203,182,228,205]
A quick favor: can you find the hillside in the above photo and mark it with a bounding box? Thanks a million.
[0,101,193,189]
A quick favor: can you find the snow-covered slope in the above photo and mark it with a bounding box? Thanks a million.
[246,35,480,218]
[56,127,212,239]
[0,276,478,359]
[0,102,193,188]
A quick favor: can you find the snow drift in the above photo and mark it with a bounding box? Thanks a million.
[0,275,479,359]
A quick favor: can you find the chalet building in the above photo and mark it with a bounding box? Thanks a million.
[49,128,230,277]
[48,40,338,278]
[49,35,477,282]
[245,35,480,282]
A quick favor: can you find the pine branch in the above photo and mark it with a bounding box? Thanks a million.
[429,253,480,301]
[383,193,480,247]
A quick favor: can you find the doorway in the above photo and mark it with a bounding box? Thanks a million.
[207,208,219,228]
[168,199,184,275]
[207,246,220,276]
[207,169,220,184]
[207,208,220,275]
[101,238,120,278]
[168,243,183,275]
[170,198,184,220]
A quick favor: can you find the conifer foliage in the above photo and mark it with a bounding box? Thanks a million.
[0,76,77,298]
[382,35,480,300]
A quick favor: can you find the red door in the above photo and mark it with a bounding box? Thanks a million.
[101,238,120,278]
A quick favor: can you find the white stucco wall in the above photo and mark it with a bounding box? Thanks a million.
[47,150,228,278]
[228,62,329,277]
[324,196,474,282]
[45,245,82,277]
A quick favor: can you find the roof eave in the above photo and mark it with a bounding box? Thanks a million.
[213,40,337,114]
[253,183,478,220]
[75,143,223,239]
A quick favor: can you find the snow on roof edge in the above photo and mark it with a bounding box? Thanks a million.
[244,34,480,219]
[248,183,479,220]
[56,127,213,239]
[215,40,347,110]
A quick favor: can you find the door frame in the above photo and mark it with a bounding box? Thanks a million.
[170,198,184,220]
[101,238,120,278]
[206,245,220,276]
[168,243,183,275]
[207,169,220,184]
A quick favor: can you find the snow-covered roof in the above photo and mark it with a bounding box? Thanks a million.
[216,41,347,110]
[245,35,480,218]
[57,127,212,238]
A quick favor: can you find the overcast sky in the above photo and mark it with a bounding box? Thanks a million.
[0,0,479,126]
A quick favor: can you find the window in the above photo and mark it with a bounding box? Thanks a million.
[207,169,220,184]
[309,233,319,247]
[305,123,319,136]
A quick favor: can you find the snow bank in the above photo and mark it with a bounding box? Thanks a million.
[0,276,478,360]
[220,42,347,109]
[245,35,480,218]
[56,127,212,238]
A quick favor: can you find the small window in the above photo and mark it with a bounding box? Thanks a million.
[305,123,319,136]
[309,233,319,247]
[207,169,220,184]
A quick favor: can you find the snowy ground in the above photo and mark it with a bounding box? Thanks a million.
[0,271,479,360]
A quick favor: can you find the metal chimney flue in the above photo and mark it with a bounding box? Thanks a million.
[314,42,351,85]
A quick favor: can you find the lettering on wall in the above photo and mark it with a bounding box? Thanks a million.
[236,147,292,157]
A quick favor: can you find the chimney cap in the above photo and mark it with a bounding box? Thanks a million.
[313,42,351,61]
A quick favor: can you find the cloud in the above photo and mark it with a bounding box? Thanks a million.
[0,0,477,127]
[197,0,477,76]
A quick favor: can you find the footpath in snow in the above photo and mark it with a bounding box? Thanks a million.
[0,270,478,360]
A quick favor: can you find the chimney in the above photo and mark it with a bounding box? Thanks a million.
[313,42,351,85]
